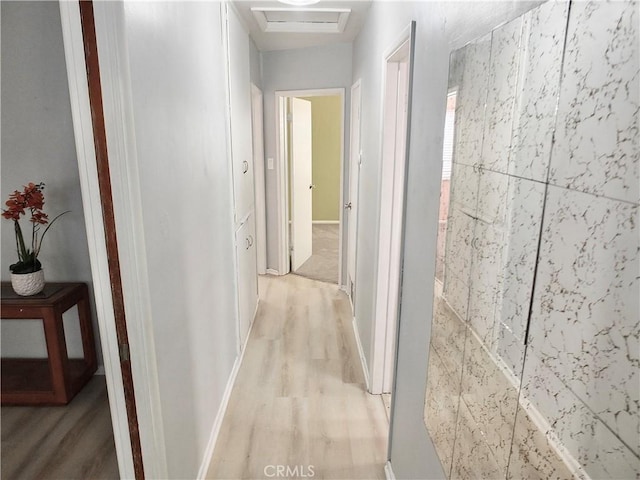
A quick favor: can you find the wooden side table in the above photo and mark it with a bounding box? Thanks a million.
[1,282,97,405]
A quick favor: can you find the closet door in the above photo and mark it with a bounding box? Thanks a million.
[226,5,254,223]
[235,212,258,350]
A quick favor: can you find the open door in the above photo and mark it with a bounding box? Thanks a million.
[290,98,313,272]
[347,81,362,305]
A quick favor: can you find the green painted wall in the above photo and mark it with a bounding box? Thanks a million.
[301,96,342,222]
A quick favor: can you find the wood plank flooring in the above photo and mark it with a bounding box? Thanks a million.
[1,375,119,479]
[207,274,388,480]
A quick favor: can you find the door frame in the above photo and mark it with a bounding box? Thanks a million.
[346,79,362,307]
[60,1,168,477]
[251,83,267,275]
[370,23,416,396]
[274,88,346,286]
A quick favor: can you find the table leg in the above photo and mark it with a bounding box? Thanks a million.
[42,309,70,403]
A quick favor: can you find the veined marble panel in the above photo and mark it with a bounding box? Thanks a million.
[449,162,479,216]
[481,16,523,175]
[430,296,467,378]
[468,219,504,349]
[549,0,639,204]
[459,326,520,475]
[443,203,475,283]
[507,400,577,480]
[451,391,502,480]
[453,32,492,168]
[476,169,509,226]
[496,323,526,383]
[443,272,469,324]
[496,177,546,378]
[425,346,461,478]
[520,348,640,479]
[529,185,640,455]
[509,0,569,182]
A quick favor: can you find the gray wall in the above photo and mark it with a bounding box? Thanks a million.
[261,42,353,278]
[249,37,262,89]
[103,2,239,476]
[351,1,541,478]
[1,1,103,367]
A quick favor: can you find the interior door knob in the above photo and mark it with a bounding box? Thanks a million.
[344,202,352,209]
[309,184,316,189]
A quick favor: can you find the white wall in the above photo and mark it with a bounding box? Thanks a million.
[261,42,352,279]
[1,1,103,368]
[351,1,541,478]
[95,2,239,477]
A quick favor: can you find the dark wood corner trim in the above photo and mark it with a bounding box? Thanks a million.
[78,2,145,478]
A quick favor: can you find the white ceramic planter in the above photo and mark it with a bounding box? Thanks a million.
[11,269,45,296]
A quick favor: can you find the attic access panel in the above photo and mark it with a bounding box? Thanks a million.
[251,7,351,34]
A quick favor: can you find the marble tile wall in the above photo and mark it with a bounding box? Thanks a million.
[426,0,639,478]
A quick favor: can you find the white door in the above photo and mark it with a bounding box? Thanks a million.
[290,98,313,271]
[347,81,362,304]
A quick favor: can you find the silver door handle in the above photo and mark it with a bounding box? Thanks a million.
[344,202,352,209]
[243,161,249,174]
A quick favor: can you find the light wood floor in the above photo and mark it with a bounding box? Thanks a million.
[207,274,388,480]
[1,375,119,479]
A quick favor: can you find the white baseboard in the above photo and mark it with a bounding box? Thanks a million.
[351,317,370,392]
[384,461,396,480]
[312,220,339,224]
[197,310,257,479]
[266,268,280,276]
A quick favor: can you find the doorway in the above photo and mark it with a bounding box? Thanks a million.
[370,23,416,400]
[275,89,345,286]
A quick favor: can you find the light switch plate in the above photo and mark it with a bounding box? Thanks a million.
[267,157,274,170]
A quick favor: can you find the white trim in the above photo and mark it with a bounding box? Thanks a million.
[312,220,340,225]
[384,461,397,480]
[351,317,370,392]
[275,88,346,285]
[266,268,280,276]
[59,3,135,478]
[197,302,259,479]
[275,96,290,275]
[370,23,414,396]
[337,92,346,289]
[87,2,169,476]
[346,78,362,306]
[251,84,268,275]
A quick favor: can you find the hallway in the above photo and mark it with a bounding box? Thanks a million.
[207,274,387,480]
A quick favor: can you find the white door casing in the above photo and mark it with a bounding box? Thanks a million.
[290,98,313,271]
[251,84,267,275]
[371,23,415,396]
[347,80,362,305]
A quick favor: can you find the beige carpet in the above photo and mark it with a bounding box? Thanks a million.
[294,224,339,284]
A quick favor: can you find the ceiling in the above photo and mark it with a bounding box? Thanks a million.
[231,0,372,52]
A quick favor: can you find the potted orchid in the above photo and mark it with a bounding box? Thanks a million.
[2,182,68,296]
